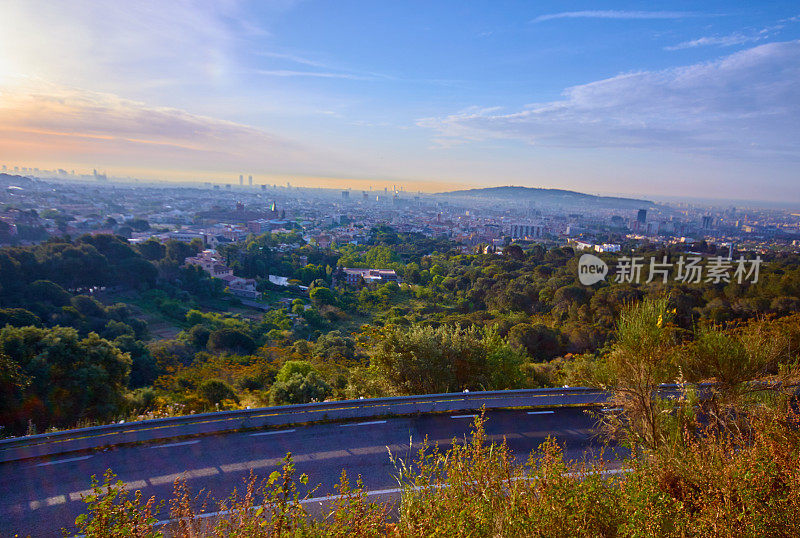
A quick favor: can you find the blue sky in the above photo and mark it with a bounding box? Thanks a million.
[0,1,799,200]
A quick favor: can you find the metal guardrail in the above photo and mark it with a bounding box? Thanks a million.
[0,387,610,463]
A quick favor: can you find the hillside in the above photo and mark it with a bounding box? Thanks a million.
[437,185,653,209]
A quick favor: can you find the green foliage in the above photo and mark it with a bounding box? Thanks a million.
[507,323,563,361]
[600,297,681,452]
[0,325,131,433]
[275,360,314,383]
[269,370,332,405]
[198,378,239,407]
[684,320,789,391]
[0,307,40,328]
[309,286,336,306]
[207,328,256,355]
[114,335,161,388]
[369,323,523,394]
[74,469,162,537]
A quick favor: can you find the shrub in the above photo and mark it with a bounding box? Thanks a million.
[197,378,239,407]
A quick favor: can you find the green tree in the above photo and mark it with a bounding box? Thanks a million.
[310,286,336,306]
[0,326,131,431]
[207,328,256,355]
[507,323,563,361]
[369,324,490,394]
[276,360,315,383]
[198,378,238,406]
[600,297,680,452]
[270,371,331,405]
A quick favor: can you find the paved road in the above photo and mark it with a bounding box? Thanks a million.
[0,407,616,537]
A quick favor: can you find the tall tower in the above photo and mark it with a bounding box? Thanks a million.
[248,175,253,186]
[637,209,647,224]
[239,174,244,186]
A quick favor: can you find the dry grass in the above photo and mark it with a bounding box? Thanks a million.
[71,404,800,537]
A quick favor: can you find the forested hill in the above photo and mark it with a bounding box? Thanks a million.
[437,186,653,209]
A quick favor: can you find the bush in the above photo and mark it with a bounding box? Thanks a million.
[198,378,239,407]
[269,371,331,405]
[73,408,800,537]
[207,328,256,355]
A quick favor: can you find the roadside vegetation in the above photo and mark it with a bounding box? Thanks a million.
[69,298,800,536]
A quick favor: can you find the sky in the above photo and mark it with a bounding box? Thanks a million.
[0,1,799,201]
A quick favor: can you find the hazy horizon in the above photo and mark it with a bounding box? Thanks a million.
[1,1,799,202]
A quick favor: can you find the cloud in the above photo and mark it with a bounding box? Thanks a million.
[532,10,698,23]
[0,1,256,93]
[254,51,392,82]
[257,51,331,69]
[665,16,799,50]
[0,80,316,171]
[418,41,800,159]
[666,33,763,50]
[254,70,373,80]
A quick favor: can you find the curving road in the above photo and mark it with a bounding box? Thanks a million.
[0,407,617,537]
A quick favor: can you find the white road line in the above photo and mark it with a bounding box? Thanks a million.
[527,411,555,415]
[250,429,296,436]
[35,455,92,467]
[451,414,478,419]
[150,440,200,449]
[340,420,387,427]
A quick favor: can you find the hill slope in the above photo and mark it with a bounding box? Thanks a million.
[437,186,653,209]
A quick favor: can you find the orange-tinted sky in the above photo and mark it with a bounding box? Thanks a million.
[1,2,799,200]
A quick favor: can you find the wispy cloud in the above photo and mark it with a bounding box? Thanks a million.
[418,41,800,159]
[666,33,762,50]
[254,69,373,80]
[255,50,392,81]
[532,10,698,23]
[0,79,320,171]
[257,51,331,69]
[666,16,799,50]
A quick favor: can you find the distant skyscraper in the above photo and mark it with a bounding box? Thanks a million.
[342,190,349,199]
[248,175,253,186]
[702,215,713,229]
[637,209,647,224]
[239,174,243,186]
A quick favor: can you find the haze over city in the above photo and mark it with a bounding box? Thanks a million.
[1,1,799,201]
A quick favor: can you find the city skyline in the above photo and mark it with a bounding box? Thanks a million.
[1,1,799,201]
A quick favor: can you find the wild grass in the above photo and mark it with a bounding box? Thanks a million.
[70,402,800,537]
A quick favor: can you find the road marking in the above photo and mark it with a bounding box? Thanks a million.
[28,495,67,510]
[150,440,200,449]
[149,466,219,486]
[36,455,92,467]
[451,414,478,419]
[251,429,296,436]
[527,411,555,415]
[341,420,387,427]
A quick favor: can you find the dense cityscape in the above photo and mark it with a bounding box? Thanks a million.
[4,168,799,262]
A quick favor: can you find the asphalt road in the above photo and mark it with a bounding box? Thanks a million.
[0,407,617,537]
